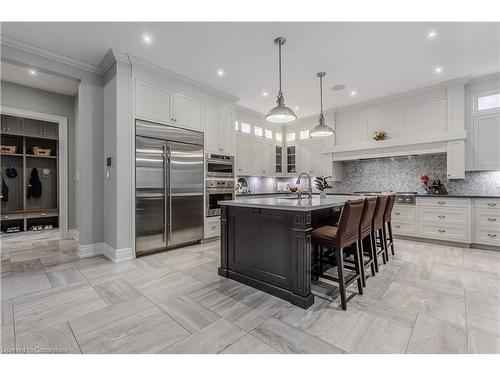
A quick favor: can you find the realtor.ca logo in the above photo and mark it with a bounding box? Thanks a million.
[2,347,69,354]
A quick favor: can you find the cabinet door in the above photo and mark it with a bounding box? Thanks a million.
[298,143,314,174]
[312,144,325,176]
[42,122,58,138]
[135,80,172,124]
[1,115,23,134]
[472,114,500,170]
[447,140,465,179]
[262,142,274,176]
[173,93,203,131]
[205,104,219,153]
[250,140,263,175]
[25,119,44,137]
[236,137,251,175]
[219,109,234,154]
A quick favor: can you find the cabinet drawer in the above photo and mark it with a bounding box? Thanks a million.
[417,197,470,208]
[204,218,220,238]
[418,207,468,224]
[392,205,416,221]
[474,226,500,246]
[25,211,58,219]
[474,198,500,209]
[1,213,24,221]
[418,222,468,242]
[474,210,500,227]
[392,220,416,235]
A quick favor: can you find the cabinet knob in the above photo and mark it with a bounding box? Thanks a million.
[41,213,46,217]
[210,225,216,230]
[438,215,446,218]
[3,216,8,219]
[438,229,446,233]
[487,233,497,238]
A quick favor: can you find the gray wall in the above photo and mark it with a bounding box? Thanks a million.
[0,80,76,229]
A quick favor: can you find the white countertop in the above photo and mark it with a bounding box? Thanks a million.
[219,195,363,211]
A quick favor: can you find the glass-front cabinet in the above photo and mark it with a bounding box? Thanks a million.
[287,145,296,174]
[275,145,282,174]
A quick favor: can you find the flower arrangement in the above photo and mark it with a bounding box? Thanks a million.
[373,130,387,141]
[420,175,431,194]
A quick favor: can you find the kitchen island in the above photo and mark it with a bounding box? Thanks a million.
[218,195,360,308]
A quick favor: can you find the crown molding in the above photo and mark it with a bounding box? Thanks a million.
[1,35,102,74]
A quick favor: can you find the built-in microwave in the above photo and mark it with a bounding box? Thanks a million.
[206,153,235,178]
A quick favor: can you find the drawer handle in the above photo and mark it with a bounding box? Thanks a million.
[487,218,497,222]
[438,215,446,219]
[438,201,446,205]
[394,212,400,215]
[41,213,46,217]
[487,233,497,238]
[394,224,401,228]
[438,229,446,233]
[487,202,497,207]
[3,216,8,219]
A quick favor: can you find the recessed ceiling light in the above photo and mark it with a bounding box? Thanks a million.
[332,84,346,91]
[427,30,437,39]
[142,34,153,45]
[350,90,357,96]
[217,69,225,77]
[434,66,443,74]
[262,91,269,97]
[28,69,37,76]
[294,106,299,111]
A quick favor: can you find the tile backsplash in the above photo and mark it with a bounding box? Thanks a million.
[236,154,500,195]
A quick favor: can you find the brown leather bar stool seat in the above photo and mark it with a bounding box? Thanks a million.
[372,195,389,273]
[343,196,378,287]
[311,199,365,310]
[383,194,396,259]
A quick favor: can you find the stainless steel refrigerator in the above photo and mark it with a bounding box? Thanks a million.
[135,120,204,255]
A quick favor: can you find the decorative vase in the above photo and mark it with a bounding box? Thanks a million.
[320,190,327,199]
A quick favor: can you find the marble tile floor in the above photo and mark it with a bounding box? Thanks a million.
[1,234,499,354]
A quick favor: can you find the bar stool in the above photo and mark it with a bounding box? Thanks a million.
[372,195,389,273]
[311,199,365,310]
[383,194,396,259]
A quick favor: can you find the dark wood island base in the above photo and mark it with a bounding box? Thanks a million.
[218,200,347,309]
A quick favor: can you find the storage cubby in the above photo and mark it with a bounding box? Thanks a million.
[0,114,59,235]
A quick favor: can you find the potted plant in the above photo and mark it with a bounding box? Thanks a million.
[314,176,332,199]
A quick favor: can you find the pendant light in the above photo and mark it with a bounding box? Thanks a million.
[265,37,297,123]
[310,72,334,137]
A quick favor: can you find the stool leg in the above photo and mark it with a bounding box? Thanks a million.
[382,224,390,263]
[358,238,366,288]
[336,248,347,310]
[353,241,364,295]
[388,221,395,256]
[371,231,379,273]
[367,234,376,276]
[379,228,387,265]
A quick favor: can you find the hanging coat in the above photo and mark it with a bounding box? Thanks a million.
[27,168,42,199]
[1,176,8,202]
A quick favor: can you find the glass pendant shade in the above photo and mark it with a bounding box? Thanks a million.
[266,37,296,124]
[310,72,334,137]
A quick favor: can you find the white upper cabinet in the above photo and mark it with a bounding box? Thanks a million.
[447,140,466,179]
[135,80,172,124]
[172,93,203,131]
[205,103,220,152]
[472,113,500,170]
[261,142,274,176]
[219,109,234,155]
[236,136,252,175]
[297,141,326,176]
[250,140,263,176]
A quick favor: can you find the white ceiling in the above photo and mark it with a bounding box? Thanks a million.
[2,22,499,117]
[1,61,80,96]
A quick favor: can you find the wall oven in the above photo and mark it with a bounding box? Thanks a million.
[206,180,235,217]
[206,153,234,178]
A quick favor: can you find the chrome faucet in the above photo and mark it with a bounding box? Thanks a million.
[296,172,313,199]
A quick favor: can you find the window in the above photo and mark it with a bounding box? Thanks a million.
[240,122,251,134]
[234,120,239,131]
[478,93,500,112]
[254,126,263,137]
[275,132,282,142]
[287,132,296,142]
[300,130,310,140]
[265,129,273,139]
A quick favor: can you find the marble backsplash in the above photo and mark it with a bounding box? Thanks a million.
[237,154,500,195]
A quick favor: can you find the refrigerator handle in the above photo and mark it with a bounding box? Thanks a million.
[167,145,173,243]
[162,144,166,243]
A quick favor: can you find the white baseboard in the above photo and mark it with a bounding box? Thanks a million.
[78,241,134,263]
[102,243,134,263]
[68,229,79,241]
[77,242,103,258]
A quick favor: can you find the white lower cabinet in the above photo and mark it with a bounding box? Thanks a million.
[204,216,221,239]
[473,198,500,246]
[392,205,416,236]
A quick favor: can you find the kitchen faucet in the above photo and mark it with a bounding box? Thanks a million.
[296,172,313,199]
